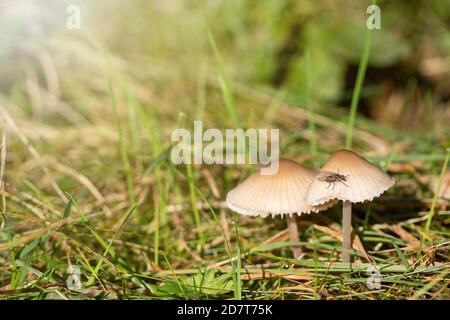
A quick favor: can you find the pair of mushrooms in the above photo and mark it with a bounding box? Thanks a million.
[226,149,395,263]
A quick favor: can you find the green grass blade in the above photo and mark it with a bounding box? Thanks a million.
[304,48,317,159]
[345,0,377,149]
[206,26,241,128]
[393,242,409,268]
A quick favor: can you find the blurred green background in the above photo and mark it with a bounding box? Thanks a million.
[1,0,449,132]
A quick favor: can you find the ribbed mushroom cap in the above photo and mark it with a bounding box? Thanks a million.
[226,159,336,218]
[432,170,450,200]
[306,149,394,206]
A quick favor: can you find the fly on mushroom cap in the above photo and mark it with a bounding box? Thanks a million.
[306,149,395,206]
[226,159,335,218]
[306,149,395,263]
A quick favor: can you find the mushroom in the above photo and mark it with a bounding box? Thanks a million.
[306,149,394,263]
[226,158,335,259]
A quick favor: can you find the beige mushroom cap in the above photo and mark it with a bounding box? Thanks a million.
[226,159,336,218]
[432,170,450,200]
[306,149,395,206]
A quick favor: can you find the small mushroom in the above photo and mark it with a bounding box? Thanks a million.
[306,149,394,263]
[226,159,335,259]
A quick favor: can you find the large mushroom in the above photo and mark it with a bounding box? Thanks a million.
[306,149,394,262]
[226,158,335,259]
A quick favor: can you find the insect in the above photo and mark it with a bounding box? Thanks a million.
[317,170,350,189]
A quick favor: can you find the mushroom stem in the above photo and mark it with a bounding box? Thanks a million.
[342,201,352,263]
[286,214,302,259]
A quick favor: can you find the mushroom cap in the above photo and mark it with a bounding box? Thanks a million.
[432,170,450,200]
[306,149,395,206]
[226,159,336,218]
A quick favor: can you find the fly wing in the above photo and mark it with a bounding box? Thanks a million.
[316,171,335,181]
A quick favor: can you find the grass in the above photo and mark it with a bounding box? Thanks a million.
[425,148,450,230]
[345,0,377,149]
[0,1,449,300]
